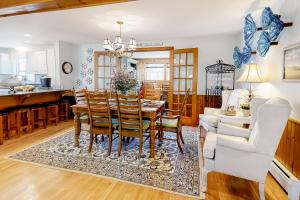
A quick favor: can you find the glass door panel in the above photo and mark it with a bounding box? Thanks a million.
[171,48,198,126]
[187,53,193,65]
[95,52,118,96]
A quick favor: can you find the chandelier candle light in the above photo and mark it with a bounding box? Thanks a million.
[103,21,137,57]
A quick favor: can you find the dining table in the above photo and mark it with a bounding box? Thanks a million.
[71,100,165,158]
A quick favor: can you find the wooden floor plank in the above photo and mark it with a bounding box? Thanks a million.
[0,121,287,200]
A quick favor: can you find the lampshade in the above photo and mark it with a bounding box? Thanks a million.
[128,38,136,51]
[237,63,263,83]
[103,39,112,51]
[114,36,123,46]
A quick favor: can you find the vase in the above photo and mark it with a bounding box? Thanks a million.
[242,109,250,117]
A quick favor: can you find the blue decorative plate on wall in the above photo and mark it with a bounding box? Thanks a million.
[244,14,256,45]
[261,7,274,29]
[261,7,284,42]
[242,45,252,64]
[233,46,243,69]
[257,31,271,57]
[269,16,284,41]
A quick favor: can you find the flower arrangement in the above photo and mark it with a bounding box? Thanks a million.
[240,103,250,117]
[240,103,250,110]
[111,67,137,95]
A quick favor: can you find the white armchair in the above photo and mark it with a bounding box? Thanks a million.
[202,98,292,200]
[217,97,269,138]
[199,89,249,132]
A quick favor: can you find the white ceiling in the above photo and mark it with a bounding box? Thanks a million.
[0,0,284,49]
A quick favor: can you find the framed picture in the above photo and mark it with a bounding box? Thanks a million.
[283,44,300,80]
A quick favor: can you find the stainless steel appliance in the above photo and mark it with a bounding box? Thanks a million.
[40,76,51,87]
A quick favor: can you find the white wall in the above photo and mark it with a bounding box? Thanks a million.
[72,34,239,93]
[57,41,78,89]
[237,0,300,119]
[160,35,239,94]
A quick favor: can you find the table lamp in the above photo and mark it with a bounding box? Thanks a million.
[237,63,263,99]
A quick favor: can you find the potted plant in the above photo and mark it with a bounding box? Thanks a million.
[240,103,250,117]
[111,67,137,95]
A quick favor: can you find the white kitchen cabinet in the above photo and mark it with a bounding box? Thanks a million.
[27,50,47,74]
[0,53,15,74]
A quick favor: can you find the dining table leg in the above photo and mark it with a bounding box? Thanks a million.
[74,112,81,147]
[149,112,156,159]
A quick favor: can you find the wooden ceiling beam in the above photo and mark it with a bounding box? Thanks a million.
[0,0,53,9]
[0,0,134,17]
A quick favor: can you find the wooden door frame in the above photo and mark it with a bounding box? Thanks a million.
[132,46,174,107]
[94,47,174,99]
[173,48,198,126]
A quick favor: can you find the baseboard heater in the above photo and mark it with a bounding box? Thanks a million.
[270,159,300,200]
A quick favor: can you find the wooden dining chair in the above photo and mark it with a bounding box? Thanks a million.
[116,93,150,159]
[73,88,89,128]
[74,88,88,105]
[144,88,161,100]
[157,88,190,153]
[86,90,114,154]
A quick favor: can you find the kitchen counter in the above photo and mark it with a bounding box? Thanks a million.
[0,89,67,110]
[0,88,65,97]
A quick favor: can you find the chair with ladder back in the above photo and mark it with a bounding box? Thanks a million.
[86,90,116,154]
[116,93,150,159]
[157,88,190,153]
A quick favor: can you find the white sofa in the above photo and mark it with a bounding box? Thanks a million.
[199,89,249,132]
[202,97,292,200]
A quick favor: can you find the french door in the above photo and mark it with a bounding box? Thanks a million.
[94,52,119,96]
[170,48,198,126]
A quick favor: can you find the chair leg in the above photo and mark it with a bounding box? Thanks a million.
[118,133,122,157]
[179,130,185,144]
[55,106,59,126]
[259,182,265,200]
[177,131,183,153]
[108,133,112,156]
[138,137,143,159]
[27,110,32,133]
[16,112,21,137]
[88,132,93,153]
[202,168,209,192]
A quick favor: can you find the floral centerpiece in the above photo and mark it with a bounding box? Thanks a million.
[111,67,137,95]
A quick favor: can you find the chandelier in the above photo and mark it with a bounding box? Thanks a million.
[103,21,137,57]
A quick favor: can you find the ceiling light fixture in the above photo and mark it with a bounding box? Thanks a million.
[24,34,32,37]
[103,21,136,58]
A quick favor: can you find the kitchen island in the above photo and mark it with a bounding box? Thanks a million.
[0,89,67,144]
[0,89,66,110]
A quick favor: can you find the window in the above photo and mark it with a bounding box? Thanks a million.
[145,64,164,80]
[145,63,169,81]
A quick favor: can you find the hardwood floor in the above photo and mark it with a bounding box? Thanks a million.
[0,122,287,200]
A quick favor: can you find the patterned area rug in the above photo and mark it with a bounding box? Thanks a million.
[9,126,202,197]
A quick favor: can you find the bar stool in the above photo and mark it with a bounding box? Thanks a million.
[17,108,32,135]
[0,113,8,145]
[1,113,10,140]
[8,111,18,138]
[47,104,59,126]
[31,106,47,131]
[59,102,70,121]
